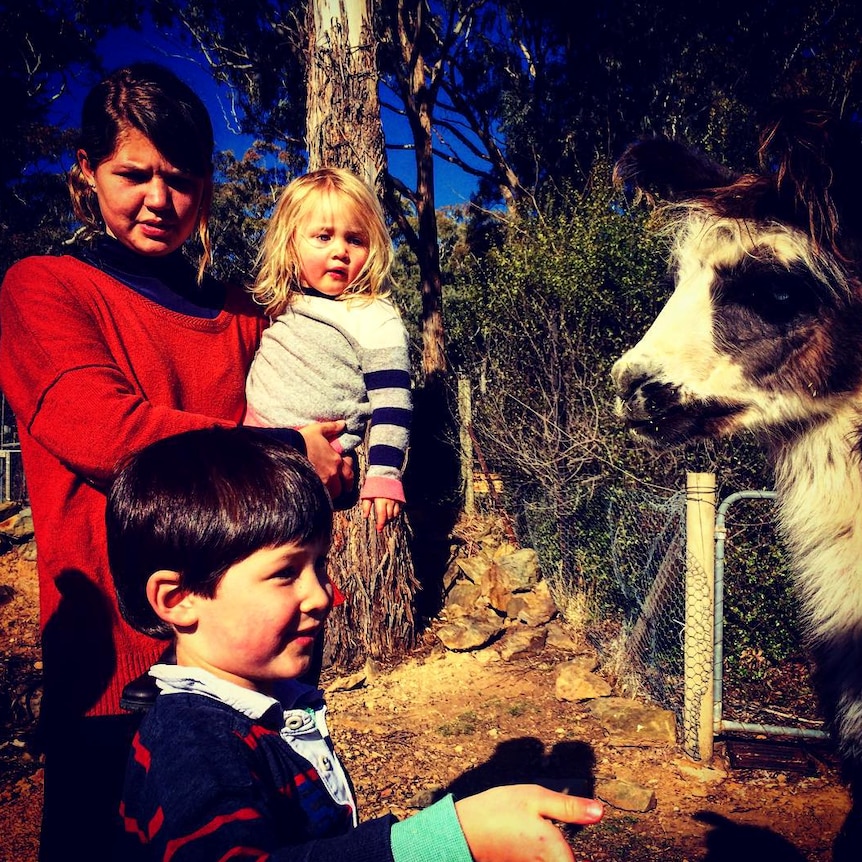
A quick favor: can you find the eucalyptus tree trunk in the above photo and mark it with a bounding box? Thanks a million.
[306,0,386,194]
[305,0,418,670]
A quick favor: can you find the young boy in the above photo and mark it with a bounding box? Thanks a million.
[106,426,603,861]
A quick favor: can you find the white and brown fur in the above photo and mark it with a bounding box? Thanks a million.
[611,103,862,859]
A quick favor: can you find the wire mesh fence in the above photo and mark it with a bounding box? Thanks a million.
[715,494,820,733]
[520,480,817,758]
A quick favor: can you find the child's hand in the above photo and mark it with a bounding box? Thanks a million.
[361,497,401,531]
[454,785,603,862]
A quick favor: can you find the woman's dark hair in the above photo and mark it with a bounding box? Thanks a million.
[69,62,215,277]
[106,427,332,639]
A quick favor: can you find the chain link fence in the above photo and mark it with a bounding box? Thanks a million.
[521,480,815,759]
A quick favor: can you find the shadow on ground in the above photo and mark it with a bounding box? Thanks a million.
[696,810,808,861]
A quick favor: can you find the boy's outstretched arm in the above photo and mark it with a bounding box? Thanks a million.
[454,785,604,862]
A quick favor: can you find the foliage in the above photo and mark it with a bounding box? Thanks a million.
[446,162,681,504]
[719,498,805,669]
[0,0,135,274]
[451,0,862,206]
[208,142,294,285]
[152,0,307,167]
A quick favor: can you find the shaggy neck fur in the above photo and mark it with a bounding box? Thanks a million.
[770,407,862,637]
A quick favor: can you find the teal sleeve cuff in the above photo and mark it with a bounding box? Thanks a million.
[390,794,473,862]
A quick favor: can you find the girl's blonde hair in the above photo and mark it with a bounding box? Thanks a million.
[252,167,394,316]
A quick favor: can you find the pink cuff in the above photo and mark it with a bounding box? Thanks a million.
[359,476,406,504]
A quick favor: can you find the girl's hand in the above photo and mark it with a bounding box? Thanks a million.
[299,421,353,499]
[361,497,401,532]
[454,785,603,862]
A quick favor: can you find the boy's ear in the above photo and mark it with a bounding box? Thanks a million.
[146,570,199,629]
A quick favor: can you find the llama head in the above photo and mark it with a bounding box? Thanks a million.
[611,105,862,450]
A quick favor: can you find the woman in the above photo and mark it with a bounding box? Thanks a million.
[0,63,350,860]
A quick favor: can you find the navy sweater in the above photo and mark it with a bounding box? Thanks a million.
[115,692,396,862]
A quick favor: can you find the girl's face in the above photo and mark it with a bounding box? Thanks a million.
[296,192,370,296]
[175,538,333,694]
[79,126,209,257]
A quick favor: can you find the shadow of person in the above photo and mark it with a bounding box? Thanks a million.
[37,568,117,739]
[695,810,808,861]
[442,736,597,804]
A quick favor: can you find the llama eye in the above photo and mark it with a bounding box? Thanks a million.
[719,267,819,326]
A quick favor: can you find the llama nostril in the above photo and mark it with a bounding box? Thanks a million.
[613,366,649,402]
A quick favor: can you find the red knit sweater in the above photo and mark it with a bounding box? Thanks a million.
[0,254,265,718]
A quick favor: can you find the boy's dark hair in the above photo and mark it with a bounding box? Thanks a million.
[106,427,332,639]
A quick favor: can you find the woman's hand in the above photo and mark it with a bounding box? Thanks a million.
[298,421,353,500]
[454,785,603,862]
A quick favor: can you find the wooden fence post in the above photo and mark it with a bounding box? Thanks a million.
[457,374,475,515]
[684,471,716,761]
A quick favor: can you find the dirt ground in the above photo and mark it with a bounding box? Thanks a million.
[0,547,851,862]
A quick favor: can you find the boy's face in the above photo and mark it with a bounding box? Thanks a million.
[176,538,333,694]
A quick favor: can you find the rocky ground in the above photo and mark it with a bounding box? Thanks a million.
[0,511,852,861]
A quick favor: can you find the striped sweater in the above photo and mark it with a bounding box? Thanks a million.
[245,290,412,503]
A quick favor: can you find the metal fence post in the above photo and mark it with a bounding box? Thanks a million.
[684,472,716,760]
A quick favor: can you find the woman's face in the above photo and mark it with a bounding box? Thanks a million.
[79,127,209,257]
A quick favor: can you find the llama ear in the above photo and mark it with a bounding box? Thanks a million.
[759,101,862,253]
[613,137,735,205]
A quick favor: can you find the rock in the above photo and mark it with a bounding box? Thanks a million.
[544,620,582,653]
[491,541,520,561]
[0,508,34,543]
[485,548,541,612]
[408,785,444,809]
[442,559,462,592]
[507,580,557,626]
[563,654,600,674]
[596,777,657,812]
[456,555,491,585]
[495,547,540,591]
[0,501,20,520]
[444,581,484,618]
[17,540,37,562]
[498,625,547,660]
[555,660,612,701]
[675,761,727,784]
[587,697,677,746]
[436,611,505,651]
[327,659,380,693]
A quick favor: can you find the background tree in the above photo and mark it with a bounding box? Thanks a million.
[303,0,420,668]
[208,142,292,283]
[0,0,124,274]
[306,0,386,187]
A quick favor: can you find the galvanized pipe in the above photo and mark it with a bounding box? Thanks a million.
[712,489,828,743]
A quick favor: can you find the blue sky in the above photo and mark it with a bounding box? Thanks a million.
[54,18,478,208]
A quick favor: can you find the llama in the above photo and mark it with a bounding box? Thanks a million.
[610,104,862,860]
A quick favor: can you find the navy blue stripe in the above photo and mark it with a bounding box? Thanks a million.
[365,369,411,390]
[371,407,412,428]
[368,444,407,468]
